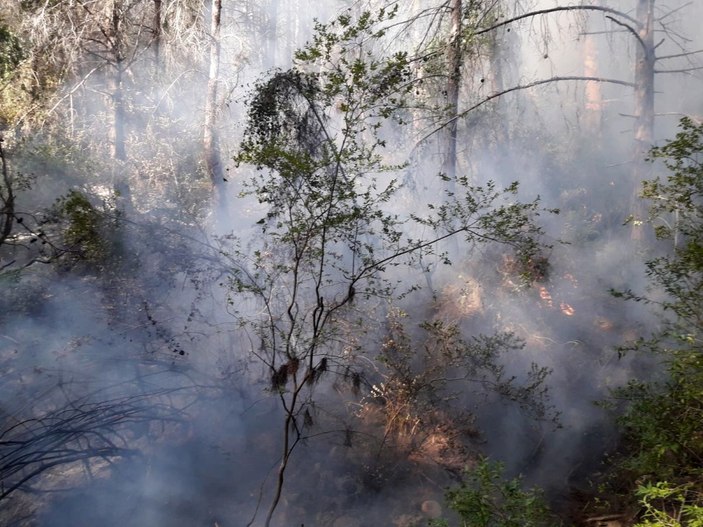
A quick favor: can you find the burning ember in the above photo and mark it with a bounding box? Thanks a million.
[538,287,575,316]
[560,302,575,316]
[539,286,553,307]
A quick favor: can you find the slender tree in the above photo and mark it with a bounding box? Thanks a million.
[416,1,702,235]
[441,0,462,187]
[0,135,14,250]
[153,0,162,70]
[203,0,228,220]
[108,0,127,161]
[234,10,552,525]
[629,0,655,238]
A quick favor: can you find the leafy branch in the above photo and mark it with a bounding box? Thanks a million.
[232,8,554,526]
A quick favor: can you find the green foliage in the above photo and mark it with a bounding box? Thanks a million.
[232,6,551,389]
[429,457,557,527]
[354,309,554,479]
[0,137,61,275]
[634,482,703,527]
[612,354,703,481]
[643,117,703,292]
[232,9,419,398]
[416,178,556,271]
[461,0,503,49]
[375,309,554,426]
[0,21,32,127]
[0,22,23,79]
[609,117,703,519]
[615,118,703,477]
[232,10,554,525]
[52,189,120,266]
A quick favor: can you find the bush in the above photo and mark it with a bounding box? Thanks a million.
[609,117,703,521]
[430,457,557,527]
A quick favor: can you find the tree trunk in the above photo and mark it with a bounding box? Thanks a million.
[266,0,278,68]
[631,0,655,239]
[107,0,131,211]
[582,33,603,133]
[109,65,126,161]
[0,135,15,248]
[633,0,655,159]
[153,0,162,71]
[110,0,126,162]
[486,26,511,150]
[441,0,462,189]
[284,0,299,69]
[203,0,228,221]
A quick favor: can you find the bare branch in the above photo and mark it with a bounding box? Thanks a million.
[653,112,703,124]
[419,76,635,143]
[0,390,187,501]
[474,5,639,37]
[579,29,629,36]
[45,64,105,118]
[622,112,703,122]
[654,66,703,74]
[655,2,692,23]
[605,16,646,52]
[658,49,703,60]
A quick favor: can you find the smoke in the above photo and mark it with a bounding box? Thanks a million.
[2,1,703,526]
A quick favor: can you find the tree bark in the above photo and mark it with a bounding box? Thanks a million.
[631,0,655,239]
[153,0,162,71]
[582,33,603,133]
[109,65,126,162]
[441,0,461,189]
[0,135,15,248]
[203,0,228,220]
[266,0,278,68]
[110,0,127,162]
[485,25,511,150]
[633,0,655,154]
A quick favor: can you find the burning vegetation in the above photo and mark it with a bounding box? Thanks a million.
[1,1,702,526]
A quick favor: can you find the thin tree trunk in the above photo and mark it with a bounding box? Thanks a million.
[284,0,298,69]
[0,135,15,248]
[266,0,278,68]
[631,0,655,239]
[153,0,162,71]
[203,0,228,221]
[110,0,126,162]
[583,33,603,133]
[110,65,126,161]
[264,396,295,527]
[633,0,655,154]
[107,0,131,211]
[441,0,462,188]
[486,27,510,150]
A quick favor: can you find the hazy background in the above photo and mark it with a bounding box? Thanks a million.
[1,0,702,525]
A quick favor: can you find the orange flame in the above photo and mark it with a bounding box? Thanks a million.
[539,286,553,307]
[560,302,575,316]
